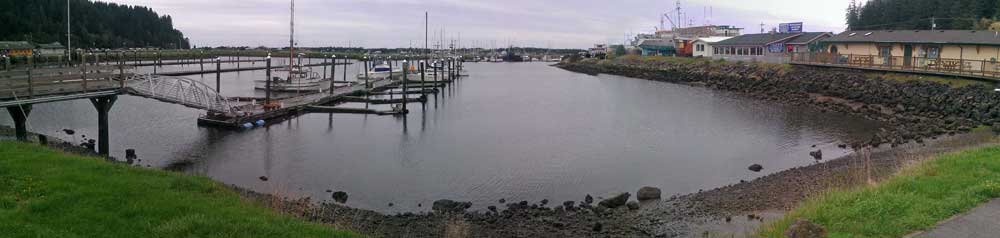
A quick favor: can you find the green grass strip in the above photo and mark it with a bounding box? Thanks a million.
[759,146,1000,238]
[0,141,357,238]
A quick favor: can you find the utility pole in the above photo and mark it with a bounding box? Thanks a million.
[67,0,72,63]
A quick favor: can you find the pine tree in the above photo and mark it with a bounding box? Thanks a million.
[846,0,860,30]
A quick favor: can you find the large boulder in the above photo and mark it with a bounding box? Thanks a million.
[785,219,826,238]
[598,193,630,208]
[748,164,763,172]
[331,191,349,204]
[636,186,662,201]
[809,150,823,160]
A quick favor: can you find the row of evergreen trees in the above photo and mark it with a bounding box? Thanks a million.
[0,0,189,49]
[846,0,1000,30]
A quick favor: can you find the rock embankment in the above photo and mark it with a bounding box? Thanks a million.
[559,58,996,148]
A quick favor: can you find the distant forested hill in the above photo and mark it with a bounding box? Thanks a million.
[846,0,1000,30]
[0,0,189,49]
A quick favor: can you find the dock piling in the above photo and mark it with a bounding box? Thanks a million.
[420,61,426,99]
[330,55,336,93]
[6,105,31,141]
[402,61,408,113]
[215,57,221,93]
[90,95,117,156]
[363,57,370,89]
[266,54,272,105]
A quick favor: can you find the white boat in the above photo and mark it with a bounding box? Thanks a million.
[356,62,404,81]
[254,64,331,92]
[254,0,332,93]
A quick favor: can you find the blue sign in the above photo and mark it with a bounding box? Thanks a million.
[779,22,803,33]
[768,43,785,53]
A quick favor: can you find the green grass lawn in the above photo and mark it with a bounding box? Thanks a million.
[759,146,1000,238]
[0,141,357,238]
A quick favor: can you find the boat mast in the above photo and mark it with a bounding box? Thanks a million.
[289,0,295,80]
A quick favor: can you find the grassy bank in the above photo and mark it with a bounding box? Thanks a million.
[0,141,357,238]
[758,146,1000,238]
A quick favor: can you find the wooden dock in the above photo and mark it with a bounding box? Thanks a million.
[196,77,420,128]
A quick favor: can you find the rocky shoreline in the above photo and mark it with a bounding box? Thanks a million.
[558,58,998,149]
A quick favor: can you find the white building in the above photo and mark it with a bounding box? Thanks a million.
[692,37,731,57]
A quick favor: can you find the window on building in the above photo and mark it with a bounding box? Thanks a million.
[878,46,892,57]
[926,46,940,59]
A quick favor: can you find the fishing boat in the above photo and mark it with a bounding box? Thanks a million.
[253,0,332,92]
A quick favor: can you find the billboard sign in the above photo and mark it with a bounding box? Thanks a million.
[779,22,804,33]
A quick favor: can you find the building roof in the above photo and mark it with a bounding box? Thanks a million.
[638,39,676,50]
[822,30,1000,46]
[712,33,802,46]
[38,42,64,49]
[712,32,831,46]
[694,37,733,43]
[0,41,34,50]
[786,32,832,45]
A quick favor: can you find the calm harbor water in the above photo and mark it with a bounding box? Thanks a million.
[1,62,880,213]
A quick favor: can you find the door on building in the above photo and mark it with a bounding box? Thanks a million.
[903,45,913,68]
[879,46,892,66]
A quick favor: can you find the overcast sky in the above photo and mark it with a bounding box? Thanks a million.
[105,0,854,49]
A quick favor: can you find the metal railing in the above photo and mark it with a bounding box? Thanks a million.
[790,52,1000,79]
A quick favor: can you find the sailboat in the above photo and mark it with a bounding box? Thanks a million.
[254,0,332,92]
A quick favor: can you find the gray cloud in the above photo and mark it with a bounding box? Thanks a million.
[106,0,852,49]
